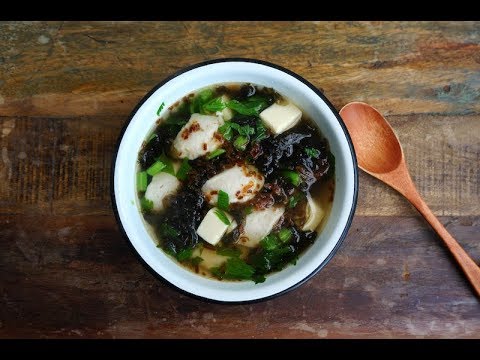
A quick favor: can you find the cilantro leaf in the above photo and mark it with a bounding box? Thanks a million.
[177,247,193,262]
[216,247,241,258]
[224,257,255,280]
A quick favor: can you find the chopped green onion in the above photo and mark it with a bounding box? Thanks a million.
[288,193,303,208]
[217,190,229,211]
[305,147,320,159]
[156,102,165,116]
[137,171,148,192]
[278,228,293,243]
[206,148,226,160]
[244,206,253,215]
[140,197,153,211]
[146,160,166,176]
[233,135,249,151]
[260,234,279,251]
[214,208,231,225]
[176,158,191,181]
[281,170,301,187]
[159,153,175,176]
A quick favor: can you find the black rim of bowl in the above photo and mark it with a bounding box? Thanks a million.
[110,58,359,304]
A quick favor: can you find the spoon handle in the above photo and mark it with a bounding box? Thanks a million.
[405,187,480,297]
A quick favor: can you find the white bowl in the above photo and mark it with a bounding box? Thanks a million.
[112,58,358,303]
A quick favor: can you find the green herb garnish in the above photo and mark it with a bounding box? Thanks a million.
[159,223,180,238]
[250,246,295,273]
[156,102,165,116]
[260,234,279,251]
[190,89,214,114]
[137,171,148,192]
[214,208,231,225]
[177,247,194,262]
[216,247,241,258]
[206,148,226,160]
[203,96,227,113]
[244,206,253,215]
[217,190,230,211]
[159,152,175,176]
[190,256,204,266]
[288,192,304,208]
[219,121,254,145]
[146,160,166,176]
[219,123,234,141]
[140,197,153,211]
[224,257,255,280]
[278,228,293,243]
[210,266,224,279]
[176,158,191,181]
[226,96,269,116]
[305,147,320,159]
[233,135,249,151]
[230,122,255,136]
[280,170,301,187]
[253,121,269,142]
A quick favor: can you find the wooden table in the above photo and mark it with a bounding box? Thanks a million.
[1,21,479,339]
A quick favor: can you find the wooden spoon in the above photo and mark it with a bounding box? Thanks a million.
[340,102,480,296]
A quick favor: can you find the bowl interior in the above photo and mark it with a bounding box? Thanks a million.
[113,59,357,302]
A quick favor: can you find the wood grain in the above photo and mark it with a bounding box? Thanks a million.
[0,215,479,338]
[1,22,479,117]
[0,21,479,338]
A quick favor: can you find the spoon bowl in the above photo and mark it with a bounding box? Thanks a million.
[340,101,480,297]
[340,102,402,174]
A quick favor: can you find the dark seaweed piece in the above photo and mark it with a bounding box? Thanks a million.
[239,84,256,98]
[252,132,311,177]
[139,125,183,169]
[155,188,205,254]
[269,124,332,192]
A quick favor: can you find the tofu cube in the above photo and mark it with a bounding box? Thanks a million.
[259,103,302,135]
[196,207,234,246]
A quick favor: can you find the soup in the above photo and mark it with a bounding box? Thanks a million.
[137,83,335,283]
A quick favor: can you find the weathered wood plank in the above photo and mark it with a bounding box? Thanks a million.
[1,21,479,340]
[0,116,122,215]
[1,21,479,117]
[1,114,478,216]
[1,215,479,338]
